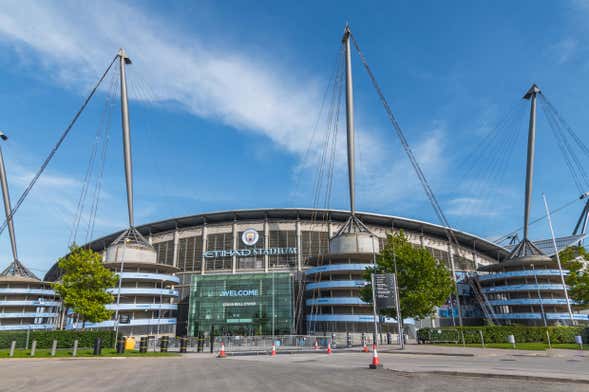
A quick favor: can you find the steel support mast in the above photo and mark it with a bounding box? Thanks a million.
[343,25,356,218]
[522,84,540,243]
[118,48,135,228]
[0,132,18,262]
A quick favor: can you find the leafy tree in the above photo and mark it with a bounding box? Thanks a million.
[560,246,589,306]
[53,245,118,328]
[360,231,454,320]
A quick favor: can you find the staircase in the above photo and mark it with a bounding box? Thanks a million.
[467,275,499,325]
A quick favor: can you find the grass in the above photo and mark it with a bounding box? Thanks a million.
[0,348,180,358]
[438,342,587,351]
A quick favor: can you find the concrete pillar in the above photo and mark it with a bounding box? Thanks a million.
[201,224,207,275]
[328,219,334,238]
[296,218,302,272]
[172,228,179,268]
[232,220,237,274]
[264,217,269,273]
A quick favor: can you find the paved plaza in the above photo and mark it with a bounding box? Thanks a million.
[1,347,588,392]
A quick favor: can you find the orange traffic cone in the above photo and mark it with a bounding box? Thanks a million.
[369,345,382,369]
[362,341,369,353]
[314,339,319,351]
[218,342,226,358]
[271,343,277,356]
[326,342,332,355]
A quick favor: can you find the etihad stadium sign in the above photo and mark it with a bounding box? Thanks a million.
[204,247,297,258]
[203,229,297,258]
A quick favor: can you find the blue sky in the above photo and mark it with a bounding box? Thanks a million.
[1,0,589,276]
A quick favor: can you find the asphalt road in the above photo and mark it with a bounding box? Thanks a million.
[0,351,587,392]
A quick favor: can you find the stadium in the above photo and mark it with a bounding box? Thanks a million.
[43,208,506,336]
[3,36,589,337]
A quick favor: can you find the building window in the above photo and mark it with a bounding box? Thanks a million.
[300,230,329,264]
[205,232,233,272]
[268,230,297,269]
[188,273,293,336]
[177,236,203,272]
[154,240,174,266]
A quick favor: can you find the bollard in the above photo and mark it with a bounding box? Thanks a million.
[139,336,148,353]
[160,336,169,353]
[93,337,102,355]
[346,332,352,348]
[51,340,58,356]
[180,337,187,353]
[9,341,16,357]
[507,334,516,350]
[361,332,366,347]
[386,332,392,345]
[116,337,126,354]
[30,340,37,357]
[331,333,336,349]
[72,340,79,357]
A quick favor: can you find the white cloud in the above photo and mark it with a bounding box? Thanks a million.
[446,197,499,218]
[551,37,579,64]
[358,125,447,207]
[0,0,324,158]
[0,1,450,211]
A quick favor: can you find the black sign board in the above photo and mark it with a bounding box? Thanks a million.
[373,273,397,311]
[119,314,130,324]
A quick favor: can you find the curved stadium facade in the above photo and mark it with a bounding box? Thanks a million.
[45,208,506,336]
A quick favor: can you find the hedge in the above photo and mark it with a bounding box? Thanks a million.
[0,330,115,349]
[417,326,589,344]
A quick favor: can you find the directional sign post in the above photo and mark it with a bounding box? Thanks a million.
[371,273,403,349]
[374,273,396,311]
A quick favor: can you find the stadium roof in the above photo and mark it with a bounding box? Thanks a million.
[79,208,508,255]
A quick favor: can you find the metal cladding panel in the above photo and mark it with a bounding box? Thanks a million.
[329,232,378,255]
[116,272,180,284]
[305,280,367,291]
[0,288,55,295]
[304,263,371,276]
[0,324,55,331]
[482,284,567,293]
[105,243,157,264]
[478,269,568,281]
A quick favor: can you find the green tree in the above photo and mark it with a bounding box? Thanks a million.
[53,245,118,328]
[560,246,589,306]
[360,232,454,320]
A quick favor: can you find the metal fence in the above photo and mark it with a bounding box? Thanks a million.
[0,332,406,357]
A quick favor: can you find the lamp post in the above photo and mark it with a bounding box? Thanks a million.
[543,194,575,326]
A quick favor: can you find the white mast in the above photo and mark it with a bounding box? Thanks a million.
[0,132,18,262]
[118,48,134,228]
[343,25,356,218]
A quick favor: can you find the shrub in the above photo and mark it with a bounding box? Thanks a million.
[0,330,115,349]
[417,326,588,344]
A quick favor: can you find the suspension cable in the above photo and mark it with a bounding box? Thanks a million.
[0,55,118,236]
[494,197,580,244]
[349,32,458,245]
